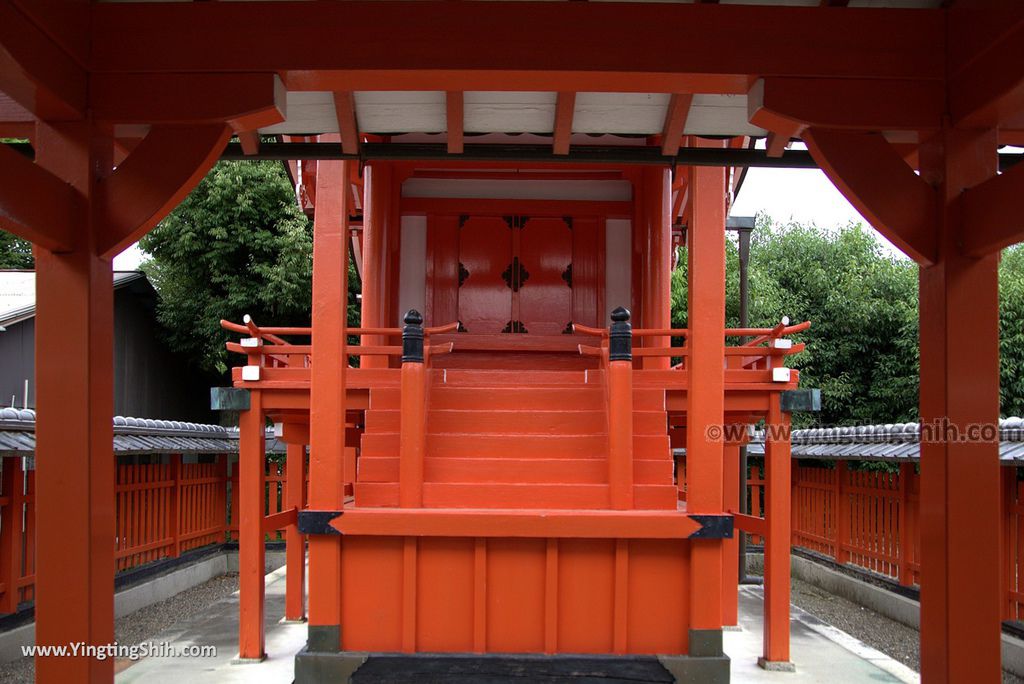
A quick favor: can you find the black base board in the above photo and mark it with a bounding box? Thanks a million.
[295,651,730,684]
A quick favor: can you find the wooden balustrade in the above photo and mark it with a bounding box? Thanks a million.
[0,452,304,616]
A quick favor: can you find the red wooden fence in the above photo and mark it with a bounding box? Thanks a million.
[0,453,301,615]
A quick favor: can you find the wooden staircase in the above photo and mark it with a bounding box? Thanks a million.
[355,369,677,509]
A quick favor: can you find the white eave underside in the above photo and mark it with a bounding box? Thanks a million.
[260,91,767,138]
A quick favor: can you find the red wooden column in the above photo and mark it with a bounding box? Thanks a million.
[32,121,117,684]
[238,389,266,660]
[361,162,391,366]
[761,399,792,669]
[721,443,740,626]
[642,167,672,369]
[685,141,726,637]
[307,158,351,653]
[918,127,1002,683]
[285,441,308,622]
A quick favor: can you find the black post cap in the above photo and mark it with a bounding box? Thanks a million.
[402,309,425,363]
[609,306,632,362]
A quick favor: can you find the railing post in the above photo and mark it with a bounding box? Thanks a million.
[400,310,426,508]
[0,456,24,614]
[285,443,307,622]
[238,389,266,660]
[169,454,182,558]
[836,460,849,565]
[898,462,913,587]
[762,396,792,668]
[608,307,634,510]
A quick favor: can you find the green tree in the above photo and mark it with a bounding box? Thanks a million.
[672,216,920,426]
[1000,245,1024,417]
[0,230,34,269]
[141,161,316,374]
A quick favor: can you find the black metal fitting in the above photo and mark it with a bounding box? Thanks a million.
[402,309,424,363]
[609,307,632,362]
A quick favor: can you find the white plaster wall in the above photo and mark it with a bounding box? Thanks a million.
[398,216,427,326]
[605,219,632,322]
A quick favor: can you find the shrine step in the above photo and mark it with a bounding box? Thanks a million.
[353,482,679,509]
[360,433,670,460]
[364,409,666,435]
[431,369,598,387]
[369,386,665,411]
[357,456,673,484]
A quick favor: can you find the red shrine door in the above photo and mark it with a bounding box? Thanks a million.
[457,215,574,335]
[425,212,605,334]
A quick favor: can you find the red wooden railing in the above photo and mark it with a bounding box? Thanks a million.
[0,452,304,615]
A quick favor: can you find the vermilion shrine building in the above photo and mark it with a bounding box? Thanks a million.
[0,2,1022,682]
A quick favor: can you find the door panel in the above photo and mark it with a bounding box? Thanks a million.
[457,216,512,334]
[518,217,573,335]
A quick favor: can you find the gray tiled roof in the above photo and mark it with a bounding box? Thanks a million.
[693,418,1024,464]
[0,408,285,456]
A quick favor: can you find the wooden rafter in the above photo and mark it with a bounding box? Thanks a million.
[553,92,575,156]
[237,131,261,156]
[661,94,693,157]
[332,91,360,155]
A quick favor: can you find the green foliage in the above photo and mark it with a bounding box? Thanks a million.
[673,216,920,427]
[0,230,34,269]
[141,161,317,374]
[1000,245,1024,416]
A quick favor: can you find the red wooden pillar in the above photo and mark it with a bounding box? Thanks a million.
[362,162,391,366]
[33,121,116,684]
[761,399,792,668]
[308,158,351,652]
[0,456,24,614]
[686,141,726,635]
[238,390,266,660]
[285,442,307,622]
[642,166,672,369]
[721,443,740,626]
[918,127,1002,683]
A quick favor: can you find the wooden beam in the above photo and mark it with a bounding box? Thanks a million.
[960,158,1024,256]
[948,8,1024,127]
[91,73,286,130]
[446,91,464,155]
[0,0,85,120]
[553,92,575,156]
[804,128,937,265]
[90,2,945,90]
[748,77,944,132]
[332,91,360,155]
[97,124,231,258]
[0,140,78,251]
[661,94,693,157]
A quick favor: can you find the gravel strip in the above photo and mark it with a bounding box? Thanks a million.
[0,572,239,684]
[785,573,1023,684]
